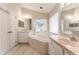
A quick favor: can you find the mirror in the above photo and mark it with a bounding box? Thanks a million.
[24,18,32,31]
[18,18,32,32]
[18,20,24,27]
[18,20,25,32]
[61,6,79,34]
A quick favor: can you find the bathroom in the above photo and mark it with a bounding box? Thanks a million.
[0,3,79,55]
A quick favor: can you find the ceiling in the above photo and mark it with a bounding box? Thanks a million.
[20,3,57,14]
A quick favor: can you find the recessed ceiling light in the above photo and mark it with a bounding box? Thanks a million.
[40,7,43,9]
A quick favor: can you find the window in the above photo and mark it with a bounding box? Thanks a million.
[33,19,47,32]
[49,12,58,34]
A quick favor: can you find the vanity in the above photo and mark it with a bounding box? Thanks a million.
[49,34,79,55]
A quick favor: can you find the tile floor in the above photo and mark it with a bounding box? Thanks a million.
[6,43,41,55]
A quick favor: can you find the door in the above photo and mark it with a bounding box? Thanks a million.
[9,14,17,49]
[0,8,10,54]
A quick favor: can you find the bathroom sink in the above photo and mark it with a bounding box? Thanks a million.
[60,38,79,47]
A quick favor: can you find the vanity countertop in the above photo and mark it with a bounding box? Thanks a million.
[49,34,79,55]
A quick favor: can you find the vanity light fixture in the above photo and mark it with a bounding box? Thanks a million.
[23,15,32,19]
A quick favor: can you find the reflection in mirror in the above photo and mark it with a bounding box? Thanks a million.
[24,18,32,31]
[18,18,32,32]
[61,8,74,34]
[18,20,25,32]
[61,5,79,36]
[19,20,24,27]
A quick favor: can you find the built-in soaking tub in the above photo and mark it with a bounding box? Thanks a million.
[29,32,50,55]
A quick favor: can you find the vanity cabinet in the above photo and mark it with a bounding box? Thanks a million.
[49,40,63,55]
[49,38,75,55]
[64,50,71,55]
[18,32,29,43]
[63,50,75,55]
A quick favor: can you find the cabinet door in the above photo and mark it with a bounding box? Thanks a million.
[0,9,10,54]
[49,43,54,55]
[51,41,57,55]
[53,42,63,55]
[49,40,63,55]
[49,40,56,55]
[18,32,28,43]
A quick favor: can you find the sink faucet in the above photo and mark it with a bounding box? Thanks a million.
[70,36,78,41]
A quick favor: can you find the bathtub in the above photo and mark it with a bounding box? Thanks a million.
[29,32,50,55]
